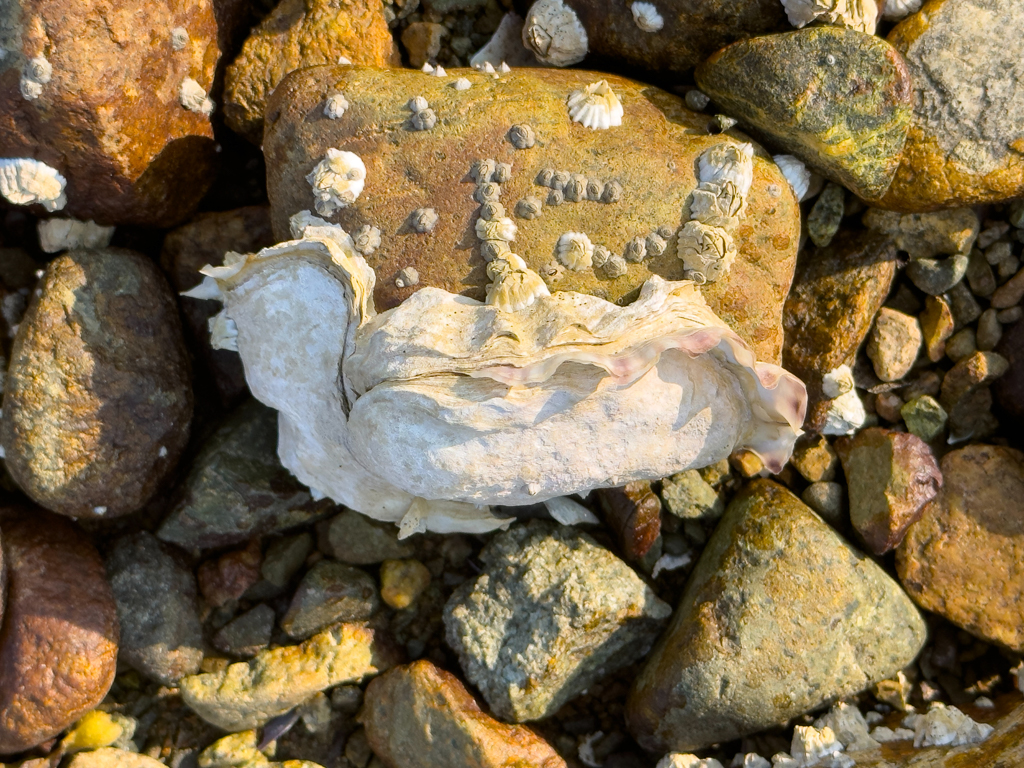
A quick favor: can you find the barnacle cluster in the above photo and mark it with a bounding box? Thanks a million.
[0,157,67,211]
[20,55,52,101]
[567,80,624,130]
[781,0,877,33]
[305,149,366,216]
[411,208,439,233]
[323,92,349,119]
[407,95,437,131]
[170,26,189,50]
[352,224,382,255]
[534,168,621,206]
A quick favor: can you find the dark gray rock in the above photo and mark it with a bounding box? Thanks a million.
[319,510,413,565]
[212,604,276,657]
[280,561,380,640]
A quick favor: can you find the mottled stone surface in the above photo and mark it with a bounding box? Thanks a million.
[0,509,119,754]
[445,521,671,722]
[0,0,220,225]
[180,622,399,731]
[783,232,898,430]
[158,399,331,549]
[264,66,802,363]
[836,428,941,555]
[361,660,567,768]
[879,0,1024,211]
[106,532,204,685]
[280,561,380,640]
[197,539,262,608]
[862,208,979,260]
[223,0,400,143]
[67,749,169,768]
[0,249,192,519]
[696,27,913,200]
[627,480,927,753]
[867,307,922,382]
[897,444,1024,652]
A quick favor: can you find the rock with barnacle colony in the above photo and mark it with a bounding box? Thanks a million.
[187,227,805,534]
[262,66,801,363]
[567,80,623,130]
[780,0,878,33]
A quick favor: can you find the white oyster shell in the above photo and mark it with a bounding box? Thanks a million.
[567,80,623,130]
[192,230,806,534]
[631,2,665,32]
[306,149,366,217]
[0,157,67,211]
[522,0,588,67]
[780,0,877,34]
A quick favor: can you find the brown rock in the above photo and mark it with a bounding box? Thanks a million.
[197,539,262,608]
[920,295,954,362]
[897,445,1024,651]
[993,319,1024,429]
[879,0,1024,211]
[596,481,662,561]
[161,206,276,408]
[990,265,1024,309]
[0,510,119,754]
[0,0,220,225]
[263,66,802,363]
[939,351,1009,411]
[782,232,898,430]
[223,0,401,143]
[790,433,838,483]
[401,22,448,68]
[0,249,193,519]
[866,307,922,382]
[836,427,942,555]
[360,660,567,768]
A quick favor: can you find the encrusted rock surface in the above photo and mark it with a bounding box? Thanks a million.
[361,660,567,768]
[444,520,671,722]
[897,444,1024,652]
[696,27,913,200]
[0,248,192,518]
[263,65,801,363]
[627,480,927,753]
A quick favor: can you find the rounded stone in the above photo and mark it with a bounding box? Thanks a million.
[280,560,380,640]
[0,509,119,754]
[0,248,193,519]
[866,307,923,382]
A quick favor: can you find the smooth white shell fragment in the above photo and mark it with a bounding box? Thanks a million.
[179,77,215,116]
[522,0,589,67]
[567,80,624,130]
[37,218,115,253]
[773,154,813,201]
[631,2,665,32]
[190,230,806,534]
[882,0,922,20]
[780,0,877,34]
[0,157,67,211]
[20,55,52,100]
[324,92,349,119]
[305,149,366,216]
[544,496,600,526]
[171,26,189,50]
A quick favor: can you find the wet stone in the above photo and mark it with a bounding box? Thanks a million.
[945,328,977,362]
[862,208,979,260]
[993,318,1024,430]
[966,250,997,297]
[597,481,663,562]
[801,481,846,527]
[867,307,922,382]
[790,433,839,483]
[991,266,1024,309]
[696,27,913,200]
[212,605,276,658]
[444,521,671,722]
[939,351,1009,411]
[280,561,380,640]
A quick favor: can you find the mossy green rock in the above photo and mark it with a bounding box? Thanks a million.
[264,66,802,363]
[696,26,913,201]
[626,479,927,753]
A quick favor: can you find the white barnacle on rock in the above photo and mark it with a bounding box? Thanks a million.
[508,124,536,149]
[563,174,586,202]
[556,232,594,270]
[646,232,668,257]
[480,239,512,262]
[905,703,994,748]
[624,235,647,263]
[352,224,382,255]
[0,158,67,211]
[676,220,736,283]
[288,209,333,238]
[37,217,115,253]
[789,725,850,767]
[515,196,543,219]
[814,703,880,752]
[337,56,352,65]
[408,95,429,113]
[780,0,878,34]
[179,77,215,116]
[476,216,517,242]
[698,143,754,203]
[773,154,813,201]
[433,65,447,77]
[631,2,665,32]
[395,267,419,288]
[305,149,366,217]
[591,244,611,268]
[411,208,439,233]
[499,61,511,73]
[171,26,190,51]
[475,61,496,74]
[474,182,501,204]
[323,92,349,119]
[185,230,806,534]
[882,0,922,20]
[470,158,497,184]
[453,77,472,91]
[480,201,505,221]
[821,364,866,436]
[601,180,622,203]
[421,62,436,74]
[655,754,723,768]
[20,55,52,100]
[567,80,624,130]
[493,162,513,184]
[411,108,437,130]
[522,0,588,67]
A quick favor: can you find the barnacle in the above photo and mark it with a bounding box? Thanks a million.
[352,225,382,255]
[486,253,551,311]
[551,170,571,190]
[556,232,594,270]
[567,80,624,130]
[493,162,513,184]
[689,184,743,228]
[37,218,115,253]
[475,61,496,74]
[395,267,420,288]
[475,216,518,242]
[324,92,349,119]
[547,189,564,206]
[591,245,611,268]
[522,0,589,67]
[586,179,603,201]
[20,55,52,100]
[474,182,501,204]
[411,109,437,131]
[411,208,440,233]
[171,27,189,50]
[289,210,332,238]
[631,2,664,32]
[453,78,472,91]
[480,239,512,262]
[603,254,628,278]
[471,159,497,184]
[498,62,511,73]
[421,63,436,75]
[508,124,536,149]
[781,0,877,33]
[0,158,67,211]
[179,78,215,116]
[698,143,754,199]
[882,0,922,20]
[564,174,586,202]
[306,149,366,217]
[601,180,622,203]
[515,196,543,219]
[821,365,865,436]
[536,168,556,187]
[408,96,429,113]
[675,220,736,283]
[434,65,447,77]
[480,201,506,220]
[646,232,668,257]
[773,154,812,202]
[624,236,648,263]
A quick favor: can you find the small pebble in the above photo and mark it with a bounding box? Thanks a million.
[976,308,1003,351]
[997,306,1023,323]
[685,89,710,112]
[807,182,845,248]
[730,449,764,478]
[790,434,838,483]
[801,482,846,528]
[991,265,1024,308]
[945,328,977,362]
[901,395,948,442]
[875,391,905,423]
[948,282,982,326]
[977,223,1010,249]
[966,250,996,297]
[867,308,922,382]
[919,295,955,362]
[379,559,431,609]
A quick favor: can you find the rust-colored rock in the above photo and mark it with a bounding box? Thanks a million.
[897,444,1024,652]
[0,0,220,225]
[836,427,942,555]
[223,0,401,143]
[264,66,802,363]
[782,232,898,430]
[361,660,567,768]
[0,509,119,755]
[596,481,662,561]
[197,539,262,608]
[0,249,193,519]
